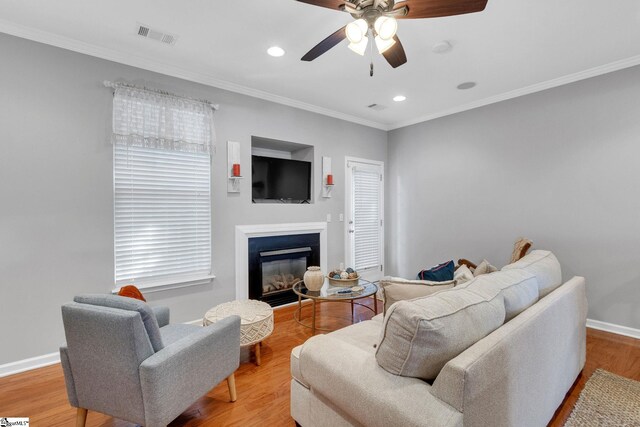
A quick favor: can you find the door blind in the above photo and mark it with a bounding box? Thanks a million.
[114,144,211,285]
[353,167,381,271]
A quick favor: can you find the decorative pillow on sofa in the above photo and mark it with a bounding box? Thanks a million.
[459,269,539,321]
[375,283,505,381]
[416,260,454,282]
[454,264,474,285]
[473,259,498,277]
[502,250,562,297]
[510,237,533,263]
[379,277,455,314]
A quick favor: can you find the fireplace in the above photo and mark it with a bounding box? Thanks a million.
[248,233,321,307]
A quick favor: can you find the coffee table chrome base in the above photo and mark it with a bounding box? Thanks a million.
[294,295,378,335]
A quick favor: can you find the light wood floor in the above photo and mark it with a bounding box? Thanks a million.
[2,298,639,427]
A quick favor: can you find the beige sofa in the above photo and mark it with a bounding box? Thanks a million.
[290,251,587,427]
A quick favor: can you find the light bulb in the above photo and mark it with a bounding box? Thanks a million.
[375,35,396,54]
[267,46,285,57]
[374,16,397,40]
[346,19,368,43]
[348,36,369,56]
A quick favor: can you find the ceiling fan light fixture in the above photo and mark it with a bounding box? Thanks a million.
[374,16,397,40]
[346,19,368,43]
[375,35,396,54]
[348,36,369,56]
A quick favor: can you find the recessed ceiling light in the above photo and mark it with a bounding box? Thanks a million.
[457,82,477,90]
[393,95,406,102]
[432,41,452,54]
[267,46,285,57]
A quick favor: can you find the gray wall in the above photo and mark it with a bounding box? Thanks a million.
[0,33,387,365]
[387,65,640,330]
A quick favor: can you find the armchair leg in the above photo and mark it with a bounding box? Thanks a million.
[227,373,237,402]
[76,408,88,427]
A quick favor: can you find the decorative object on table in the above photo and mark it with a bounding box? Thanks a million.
[510,237,533,263]
[473,259,498,277]
[565,369,640,426]
[416,260,454,281]
[117,284,146,301]
[203,299,274,366]
[303,266,324,291]
[327,267,359,286]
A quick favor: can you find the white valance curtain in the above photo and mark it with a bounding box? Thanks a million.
[112,85,216,154]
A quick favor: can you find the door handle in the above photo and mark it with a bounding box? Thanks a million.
[348,229,355,233]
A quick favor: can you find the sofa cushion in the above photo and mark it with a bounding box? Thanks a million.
[74,294,164,352]
[502,250,562,297]
[375,283,505,380]
[379,277,455,314]
[460,270,539,321]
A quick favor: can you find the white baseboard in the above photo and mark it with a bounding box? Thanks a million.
[586,318,640,339]
[0,352,60,378]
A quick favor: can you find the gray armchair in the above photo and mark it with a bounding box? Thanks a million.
[60,294,241,427]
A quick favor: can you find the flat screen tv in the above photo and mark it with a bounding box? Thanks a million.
[252,155,311,203]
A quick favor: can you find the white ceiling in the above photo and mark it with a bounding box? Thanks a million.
[1,0,639,130]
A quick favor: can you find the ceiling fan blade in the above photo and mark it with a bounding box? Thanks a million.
[394,0,488,19]
[301,26,347,62]
[296,0,348,12]
[382,35,407,68]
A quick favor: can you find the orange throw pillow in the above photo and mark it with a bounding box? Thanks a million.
[118,285,146,302]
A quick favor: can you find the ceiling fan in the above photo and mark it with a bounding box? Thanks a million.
[297,0,488,74]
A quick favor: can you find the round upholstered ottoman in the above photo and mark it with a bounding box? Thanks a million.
[203,299,274,365]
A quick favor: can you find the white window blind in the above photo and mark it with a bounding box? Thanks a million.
[353,167,382,272]
[114,144,211,286]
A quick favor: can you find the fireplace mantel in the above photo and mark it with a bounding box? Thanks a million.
[235,222,328,300]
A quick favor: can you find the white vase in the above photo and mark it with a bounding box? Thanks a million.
[303,266,324,291]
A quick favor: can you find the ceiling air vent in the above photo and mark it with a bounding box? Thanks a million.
[136,23,178,46]
[367,103,387,111]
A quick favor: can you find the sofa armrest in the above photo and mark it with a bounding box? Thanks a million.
[297,334,461,427]
[431,277,587,426]
[139,316,241,427]
[151,306,170,328]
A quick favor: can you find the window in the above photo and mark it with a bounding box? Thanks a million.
[111,85,215,288]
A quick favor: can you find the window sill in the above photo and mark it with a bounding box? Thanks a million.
[112,274,215,295]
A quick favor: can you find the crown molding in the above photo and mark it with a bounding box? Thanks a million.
[0,19,390,131]
[388,54,640,130]
[2,19,640,132]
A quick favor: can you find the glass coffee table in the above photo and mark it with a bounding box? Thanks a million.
[292,277,378,335]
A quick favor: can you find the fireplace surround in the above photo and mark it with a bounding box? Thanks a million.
[235,222,328,304]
